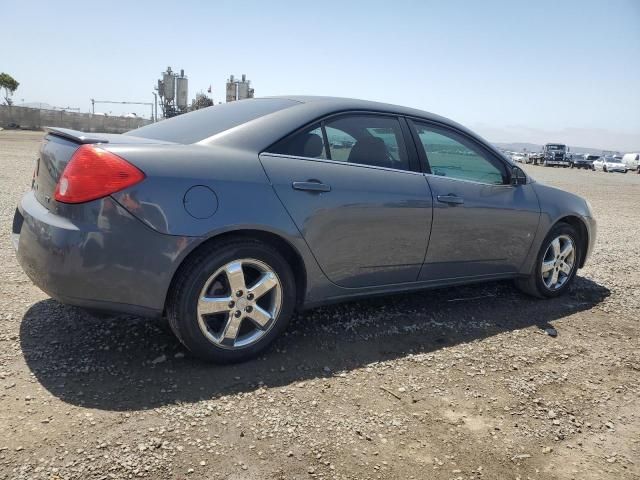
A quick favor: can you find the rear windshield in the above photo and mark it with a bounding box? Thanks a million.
[125,98,298,144]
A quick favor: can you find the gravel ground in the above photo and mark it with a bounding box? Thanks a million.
[0,130,638,480]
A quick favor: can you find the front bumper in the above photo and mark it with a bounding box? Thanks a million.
[13,191,195,317]
[583,216,597,266]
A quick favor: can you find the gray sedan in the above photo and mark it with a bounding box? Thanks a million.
[12,96,596,362]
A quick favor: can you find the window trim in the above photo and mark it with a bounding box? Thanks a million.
[406,117,512,186]
[320,122,332,161]
[264,110,421,174]
[259,152,425,176]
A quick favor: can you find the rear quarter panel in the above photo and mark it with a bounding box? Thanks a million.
[106,143,332,305]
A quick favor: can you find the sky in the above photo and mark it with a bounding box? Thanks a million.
[2,0,639,151]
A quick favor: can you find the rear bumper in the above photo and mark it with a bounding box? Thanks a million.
[14,191,196,317]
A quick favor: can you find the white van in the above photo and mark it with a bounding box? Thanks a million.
[622,153,640,172]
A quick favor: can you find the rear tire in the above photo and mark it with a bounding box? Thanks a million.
[515,223,581,299]
[167,239,296,363]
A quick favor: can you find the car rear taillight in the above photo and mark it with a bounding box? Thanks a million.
[54,145,145,204]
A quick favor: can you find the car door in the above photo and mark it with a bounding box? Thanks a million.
[260,114,433,288]
[408,120,540,281]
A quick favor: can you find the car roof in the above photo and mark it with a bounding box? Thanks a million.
[264,95,458,125]
[206,95,492,154]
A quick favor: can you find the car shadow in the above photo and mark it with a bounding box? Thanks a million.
[20,276,609,411]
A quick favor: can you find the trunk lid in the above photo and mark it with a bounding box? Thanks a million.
[34,128,172,210]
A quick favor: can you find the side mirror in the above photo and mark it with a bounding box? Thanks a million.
[511,166,527,186]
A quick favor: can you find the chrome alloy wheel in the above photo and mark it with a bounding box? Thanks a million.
[541,234,576,291]
[197,259,282,349]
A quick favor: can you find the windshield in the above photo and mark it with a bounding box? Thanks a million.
[609,158,622,163]
[586,155,600,161]
[547,144,566,151]
[125,98,298,144]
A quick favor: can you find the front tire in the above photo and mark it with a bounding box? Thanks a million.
[515,223,581,299]
[167,239,296,363]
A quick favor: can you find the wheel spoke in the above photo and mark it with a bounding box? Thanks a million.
[550,269,559,286]
[225,261,246,294]
[559,261,572,275]
[551,238,561,258]
[247,305,273,329]
[196,257,283,350]
[560,242,573,258]
[198,296,232,315]
[541,260,555,274]
[249,272,278,300]
[220,313,243,346]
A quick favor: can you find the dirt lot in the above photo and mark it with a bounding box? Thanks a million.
[0,130,638,480]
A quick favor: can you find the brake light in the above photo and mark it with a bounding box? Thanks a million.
[54,145,145,204]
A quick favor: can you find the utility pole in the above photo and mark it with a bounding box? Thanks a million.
[152,92,158,122]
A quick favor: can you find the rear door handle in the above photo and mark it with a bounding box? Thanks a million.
[437,194,464,205]
[292,181,331,193]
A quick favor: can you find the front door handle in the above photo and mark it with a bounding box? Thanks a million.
[437,194,464,205]
[292,181,331,193]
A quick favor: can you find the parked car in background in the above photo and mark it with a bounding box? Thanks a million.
[527,152,544,165]
[622,152,640,173]
[593,155,628,173]
[571,154,598,170]
[11,96,597,363]
[511,152,526,163]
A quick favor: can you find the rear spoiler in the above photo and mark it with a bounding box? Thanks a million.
[44,127,109,144]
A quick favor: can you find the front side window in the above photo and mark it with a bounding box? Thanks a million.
[268,115,410,171]
[413,122,507,185]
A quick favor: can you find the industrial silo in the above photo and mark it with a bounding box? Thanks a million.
[237,81,249,100]
[176,71,188,109]
[163,69,175,101]
[226,75,236,102]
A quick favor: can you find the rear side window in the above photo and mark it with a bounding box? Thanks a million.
[269,124,328,159]
[125,98,298,144]
[324,116,409,170]
[269,114,410,171]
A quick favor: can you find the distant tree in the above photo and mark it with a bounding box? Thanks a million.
[0,73,19,105]
[190,92,214,111]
